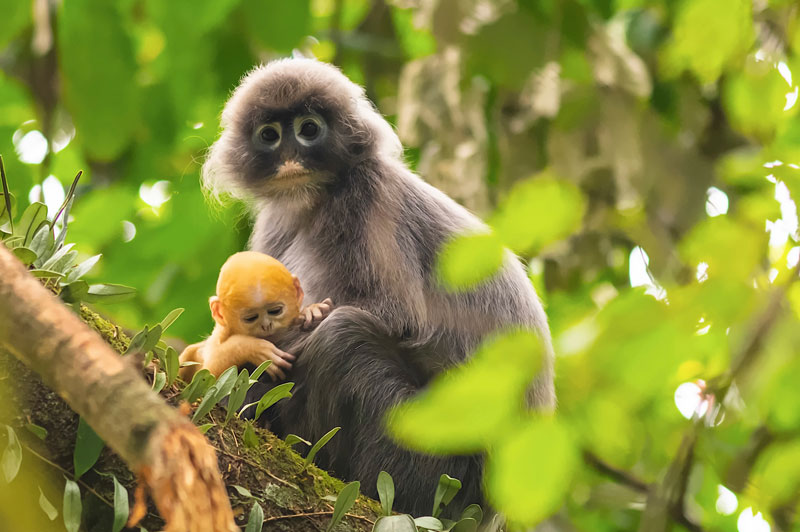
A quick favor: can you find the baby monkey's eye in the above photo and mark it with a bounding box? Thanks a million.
[243,314,259,323]
[267,306,284,316]
[294,114,325,145]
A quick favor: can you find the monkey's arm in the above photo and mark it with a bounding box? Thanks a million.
[202,334,296,381]
[295,297,334,330]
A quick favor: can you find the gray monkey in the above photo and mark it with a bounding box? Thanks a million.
[203,58,555,516]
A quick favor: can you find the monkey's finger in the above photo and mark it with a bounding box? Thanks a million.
[267,366,286,381]
[322,298,334,306]
[270,355,293,369]
[276,349,296,361]
[303,310,314,328]
[311,306,323,321]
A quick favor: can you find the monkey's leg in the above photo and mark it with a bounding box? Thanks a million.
[178,341,206,381]
[278,306,483,517]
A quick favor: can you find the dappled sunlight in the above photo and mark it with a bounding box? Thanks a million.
[121,220,136,243]
[13,128,47,165]
[628,246,666,300]
[706,186,729,217]
[138,180,172,211]
[28,175,65,219]
[715,485,738,515]
[738,507,770,532]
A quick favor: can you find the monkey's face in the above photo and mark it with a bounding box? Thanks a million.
[223,296,300,339]
[205,59,401,204]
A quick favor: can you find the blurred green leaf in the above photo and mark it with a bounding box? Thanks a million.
[73,417,104,479]
[485,417,578,525]
[679,217,765,281]
[83,283,137,303]
[0,0,32,49]
[436,232,504,291]
[388,330,542,454]
[243,0,311,52]
[25,423,47,441]
[723,64,793,141]
[245,501,264,532]
[491,175,585,255]
[111,475,129,532]
[38,486,58,521]
[63,478,81,532]
[181,369,216,403]
[1,425,22,483]
[12,246,37,266]
[14,202,47,247]
[663,0,754,83]
[164,346,180,387]
[415,516,443,530]
[59,0,140,160]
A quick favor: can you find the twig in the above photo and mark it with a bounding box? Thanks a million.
[263,510,374,526]
[583,450,649,492]
[214,446,299,490]
[0,155,12,234]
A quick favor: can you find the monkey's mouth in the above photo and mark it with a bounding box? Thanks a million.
[273,161,312,182]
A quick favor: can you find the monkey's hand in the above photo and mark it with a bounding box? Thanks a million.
[207,335,295,381]
[296,297,334,331]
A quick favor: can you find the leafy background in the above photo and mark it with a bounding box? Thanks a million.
[2,0,800,530]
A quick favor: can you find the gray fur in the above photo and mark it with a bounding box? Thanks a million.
[205,58,555,516]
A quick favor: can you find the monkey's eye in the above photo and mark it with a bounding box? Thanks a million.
[254,123,281,148]
[243,314,259,324]
[267,306,284,317]
[294,115,326,145]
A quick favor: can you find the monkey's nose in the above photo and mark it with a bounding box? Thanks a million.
[277,160,306,177]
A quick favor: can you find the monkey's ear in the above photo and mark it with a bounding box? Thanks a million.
[209,296,226,326]
[292,275,304,307]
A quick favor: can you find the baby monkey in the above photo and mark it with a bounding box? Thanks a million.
[179,251,333,382]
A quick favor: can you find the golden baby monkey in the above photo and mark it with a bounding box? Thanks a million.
[179,251,333,381]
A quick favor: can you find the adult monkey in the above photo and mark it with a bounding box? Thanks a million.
[203,58,554,516]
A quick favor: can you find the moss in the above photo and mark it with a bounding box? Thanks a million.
[79,305,130,354]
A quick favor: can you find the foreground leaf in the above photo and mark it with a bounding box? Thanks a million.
[1,425,22,483]
[327,481,360,532]
[63,478,82,532]
[73,417,104,479]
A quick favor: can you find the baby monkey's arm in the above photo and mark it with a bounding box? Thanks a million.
[296,297,334,330]
[179,328,295,382]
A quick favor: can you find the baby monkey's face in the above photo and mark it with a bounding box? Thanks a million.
[227,295,299,338]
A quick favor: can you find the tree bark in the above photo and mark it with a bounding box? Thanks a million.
[0,244,237,532]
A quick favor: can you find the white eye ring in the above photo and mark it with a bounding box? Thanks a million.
[254,122,281,148]
[293,114,326,146]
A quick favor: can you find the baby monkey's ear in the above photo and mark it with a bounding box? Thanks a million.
[209,296,226,326]
[292,275,304,308]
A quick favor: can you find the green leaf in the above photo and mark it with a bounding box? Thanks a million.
[327,481,360,532]
[388,330,543,454]
[83,283,137,303]
[415,516,444,530]
[254,382,294,419]
[450,518,478,532]
[490,175,585,255]
[436,232,505,291]
[181,369,216,403]
[59,0,139,160]
[111,475,129,532]
[38,486,58,520]
[305,427,341,466]
[460,505,483,525]
[663,0,754,83]
[63,478,82,532]
[59,280,90,304]
[12,246,37,266]
[0,190,16,229]
[377,470,395,516]
[40,243,75,271]
[53,195,75,251]
[0,0,31,54]
[29,269,65,279]
[232,485,255,499]
[164,346,180,387]
[73,417,104,479]
[152,371,167,393]
[25,423,48,441]
[141,325,163,355]
[243,422,260,448]
[284,434,310,447]
[373,515,417,532]
[723,64,792,141]
[158,308,184,333]
[244,501,264,532]
[124,328,149,355]
[29,225,55,266]
[679,217,765,281]
[432,474,461,518]
[485,417,578,525]
[65,254,101,283]
[192,366,238,422]
[1,425,22,483]
[197,423,215,434]
[250,360,272,382]
[14,202,47,246]
[225,368,252,425]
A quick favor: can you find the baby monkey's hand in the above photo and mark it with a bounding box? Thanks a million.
[247,338,295,381]
[296,298,334,330]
